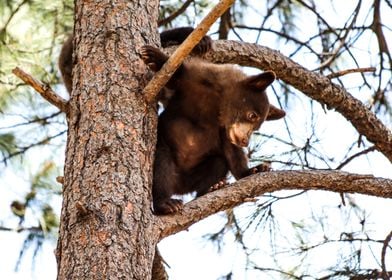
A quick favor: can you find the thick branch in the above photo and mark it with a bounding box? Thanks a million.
[143,0,234,104]
[202,40,392,163]
[158,170,392,239]
[12,67,69,113]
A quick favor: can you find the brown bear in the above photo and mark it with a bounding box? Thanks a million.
[141,38,285,215]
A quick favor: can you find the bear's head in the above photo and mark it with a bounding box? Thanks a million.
[220,71,285,147]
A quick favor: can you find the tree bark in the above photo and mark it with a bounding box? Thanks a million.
[56,0,160,279]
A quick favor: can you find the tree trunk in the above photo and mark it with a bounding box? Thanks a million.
[56,1,160,279]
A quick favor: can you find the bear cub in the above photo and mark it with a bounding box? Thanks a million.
[141,32,285,215]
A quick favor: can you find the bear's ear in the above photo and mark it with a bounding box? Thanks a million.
[243,71,276,91]
[266,104,286,121]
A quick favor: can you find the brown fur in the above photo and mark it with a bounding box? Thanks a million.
[58,35,73,94]
[141,46,286,215]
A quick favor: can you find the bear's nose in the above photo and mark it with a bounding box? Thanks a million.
[240,137,249,147]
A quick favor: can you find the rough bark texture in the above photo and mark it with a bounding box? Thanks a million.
[56,1,159,279]
[158,170,392,239]
[203,40,392,163]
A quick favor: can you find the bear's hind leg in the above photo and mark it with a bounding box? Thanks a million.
[153,142,183,215]
[186,156,228,197]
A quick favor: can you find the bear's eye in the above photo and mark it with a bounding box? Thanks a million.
[247,111,259,122]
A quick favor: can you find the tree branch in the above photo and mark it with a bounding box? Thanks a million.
[143,0,235,104]
[2,130,67,164]
[201,40,392,163]
[12,67,69,113]
[158,170,392,239]
[327,67,376,79]
[381,230,392,280]
[335,146,377,170]
[158,0,194,27]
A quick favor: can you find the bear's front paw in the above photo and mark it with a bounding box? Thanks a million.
[154,198,183,215]
[140,46,168,71]
[208,179,227,193]
[250,162,272,174]
[192,35,212,55]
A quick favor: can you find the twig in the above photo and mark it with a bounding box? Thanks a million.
[0,111,62,130]
[12,67,69,113]
[2,130,67,164]
[158,0,194,27]
[143,0,235,104]
[335,146,376,170]
[0,225,43,233]
[327,67,377,79]
[372,0,392,66]
[0,0,29,34]
[381,230,392,280]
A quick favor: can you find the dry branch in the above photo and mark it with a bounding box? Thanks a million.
[158,170,392,239]
[200,40,392,163]
[12,67,69,113]
[143,0,235,104]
